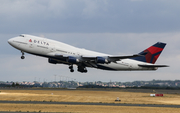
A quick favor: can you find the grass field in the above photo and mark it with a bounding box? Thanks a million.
[0,89,180,113]
[0,89,180,105]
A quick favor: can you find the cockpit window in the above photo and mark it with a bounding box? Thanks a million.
[19,35,24,37]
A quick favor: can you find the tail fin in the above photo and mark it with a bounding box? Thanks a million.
[131,42,166,64]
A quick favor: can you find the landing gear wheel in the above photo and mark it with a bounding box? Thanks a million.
[69,65,73,69]
[69,65,74,72]
[21,55,25,59]
[77,66,88,73]
[84,70,87,73]
[21,51,25,59]
[70,69,74,72]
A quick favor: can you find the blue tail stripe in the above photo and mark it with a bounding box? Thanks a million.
[153,42,166,48]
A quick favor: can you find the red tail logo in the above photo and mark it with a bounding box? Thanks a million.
[144,46,164,64]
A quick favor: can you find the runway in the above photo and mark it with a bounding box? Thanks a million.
[0,100,180,108]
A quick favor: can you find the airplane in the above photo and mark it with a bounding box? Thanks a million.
[8,34,168,73]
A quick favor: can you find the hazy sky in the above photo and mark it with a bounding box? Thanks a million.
[1,0,180,82]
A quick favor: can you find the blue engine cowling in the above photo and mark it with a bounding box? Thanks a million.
[48,58,58,64]
[67,56,80,64]
[96,57,109,64]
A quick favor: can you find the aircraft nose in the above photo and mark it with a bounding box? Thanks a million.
[8,38,13,44]
[8,38,15,45]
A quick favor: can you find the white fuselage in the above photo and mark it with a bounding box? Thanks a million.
[8,34,157,72]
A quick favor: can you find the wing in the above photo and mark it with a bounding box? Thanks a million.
[54,53,141,63]
[54,54,142,64]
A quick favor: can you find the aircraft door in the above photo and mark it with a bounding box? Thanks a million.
[77,52,81,56]
[30,43,33,48]
[129,64,132,70]
[123,62,132,70]
[50,45,56,52]
[27,39,34,48]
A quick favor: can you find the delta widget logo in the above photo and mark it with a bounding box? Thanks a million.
[29,39,32,42]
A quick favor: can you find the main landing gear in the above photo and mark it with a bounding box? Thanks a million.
[69,65,74,72]
[77,66,87,73]
[21,51,25,59]
[69,65,88,73]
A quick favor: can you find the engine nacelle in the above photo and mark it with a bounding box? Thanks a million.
[96,57,110,64]
[48,58,58,64]
[67,56,80,64]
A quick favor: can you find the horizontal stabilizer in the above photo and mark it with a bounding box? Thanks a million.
[138,64,169,68]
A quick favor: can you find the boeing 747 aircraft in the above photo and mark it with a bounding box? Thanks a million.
[8,34,168,73]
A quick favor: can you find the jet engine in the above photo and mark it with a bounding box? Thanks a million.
[48,58,58,64]
[67,56,80,64]
[96,57,110,64]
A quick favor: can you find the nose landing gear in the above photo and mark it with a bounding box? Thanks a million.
[21,51,25,59]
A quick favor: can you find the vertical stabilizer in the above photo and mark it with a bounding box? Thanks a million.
[131,42,166,64]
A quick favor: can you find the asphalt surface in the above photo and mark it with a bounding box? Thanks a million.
[0,100,180,108]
